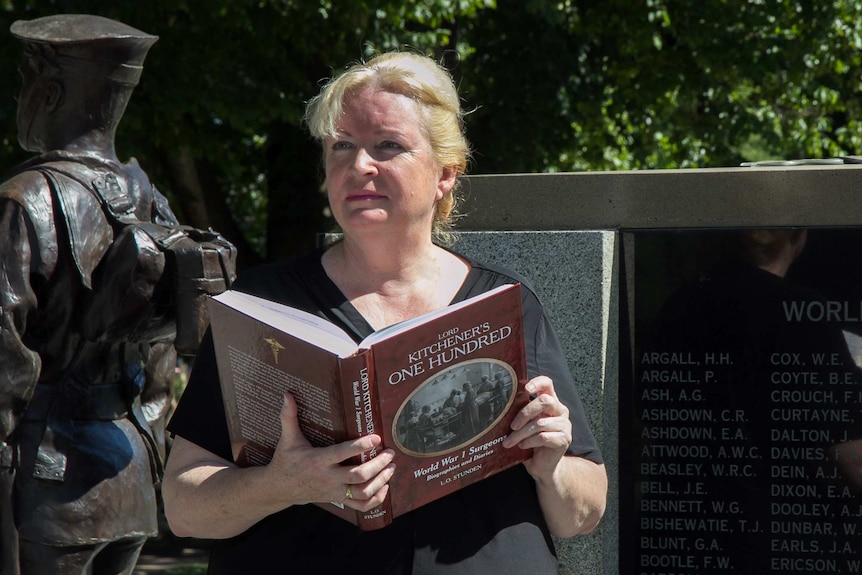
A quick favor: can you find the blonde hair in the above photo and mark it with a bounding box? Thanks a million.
[304,51,470,244]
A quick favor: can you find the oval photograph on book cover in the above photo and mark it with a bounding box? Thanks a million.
[392,359,517,457]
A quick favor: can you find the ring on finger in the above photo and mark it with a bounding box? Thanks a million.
[345,485,353,500]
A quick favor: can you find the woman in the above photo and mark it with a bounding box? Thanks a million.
[162,51,607,574]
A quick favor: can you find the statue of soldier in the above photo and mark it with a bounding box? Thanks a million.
[0,14,235,575]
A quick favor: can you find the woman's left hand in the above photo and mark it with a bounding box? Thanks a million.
[502,375,607,537]
[502,375,572,481]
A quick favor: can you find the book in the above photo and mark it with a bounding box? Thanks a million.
[206,282,530,530]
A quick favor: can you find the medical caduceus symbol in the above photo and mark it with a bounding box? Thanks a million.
[264,337,285,364]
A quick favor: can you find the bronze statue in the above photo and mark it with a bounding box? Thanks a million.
[0,14,235,575]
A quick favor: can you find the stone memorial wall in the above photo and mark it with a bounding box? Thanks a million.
[458,166,862,575]
[621,229,862,575]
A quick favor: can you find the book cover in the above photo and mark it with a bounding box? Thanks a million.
[206,282,530,530]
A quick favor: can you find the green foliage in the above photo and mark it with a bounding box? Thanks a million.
[162,565,207,575]
[1,1,861,259]
[460,0,862,171]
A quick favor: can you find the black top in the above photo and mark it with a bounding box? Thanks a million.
[168,249,602,575]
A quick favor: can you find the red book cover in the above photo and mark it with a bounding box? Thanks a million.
[207,283,530,530]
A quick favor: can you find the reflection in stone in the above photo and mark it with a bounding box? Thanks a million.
[633,229,862,574]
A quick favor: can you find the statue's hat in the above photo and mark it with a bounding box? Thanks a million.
[10,14,157,86]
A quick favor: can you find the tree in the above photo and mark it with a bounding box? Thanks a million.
[0,0,494,266]
[459,0,862,171]
[2,0,861,263]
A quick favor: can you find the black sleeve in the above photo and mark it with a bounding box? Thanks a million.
[166,328,234,461]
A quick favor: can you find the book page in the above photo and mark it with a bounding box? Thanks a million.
[359,284,517,348]
[212,290,358,357]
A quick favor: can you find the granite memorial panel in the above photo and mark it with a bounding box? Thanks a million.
[622,228,862,575]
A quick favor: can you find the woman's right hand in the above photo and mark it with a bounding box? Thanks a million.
[272,393,395,511]
[163,393,395,538]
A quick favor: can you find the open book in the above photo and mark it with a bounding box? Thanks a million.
[206,282,530,530]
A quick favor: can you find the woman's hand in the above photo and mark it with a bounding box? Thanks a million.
[273,393,395,511]
[501,376,607,537]
[163,393,395,539]
[502,375,572,481]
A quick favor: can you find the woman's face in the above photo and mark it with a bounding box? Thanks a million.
[324,88,456,240]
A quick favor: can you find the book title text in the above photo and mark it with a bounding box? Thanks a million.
[388,321,513,385]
